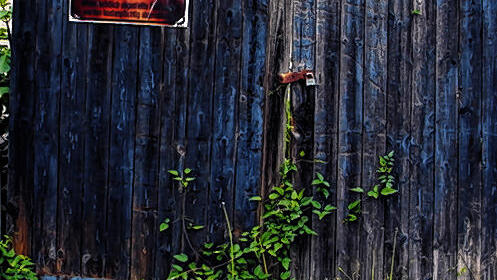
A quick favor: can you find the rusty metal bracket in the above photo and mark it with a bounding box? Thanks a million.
[278,70,317,86]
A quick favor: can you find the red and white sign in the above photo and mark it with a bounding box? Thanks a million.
[69,0,189,27]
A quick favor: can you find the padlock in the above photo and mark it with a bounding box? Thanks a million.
[305,72,317,86]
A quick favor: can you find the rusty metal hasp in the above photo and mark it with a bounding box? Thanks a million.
[278,70,317,86]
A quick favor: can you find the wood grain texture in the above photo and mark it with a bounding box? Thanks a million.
[8,0,36,257]
[130,27,163,280]
[385,0,412,279]
[184,0,217,251]
[105,26,139,279]
[409,0,436,278]
[289,1,315,279]
[310,0,340,278]
[81,25,113,277]
[208,0,242,243]
[234,0,267,234]
[32,0,63,274]
[336,0,364,278]
[434,0,459,279]
[57,0,88,273]
[481,0,497,278]
[457,0,483,279]
[9,0,497,279]
[360,0,388,279]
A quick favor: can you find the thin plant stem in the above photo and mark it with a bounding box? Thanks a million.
[389,228,398,280]
[221,202,235,279]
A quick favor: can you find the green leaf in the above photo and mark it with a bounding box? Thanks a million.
[282,257,291,270]
[311,200,322,209]
[299,150,305,157]
[291,191,298,200]
[173,253,188,263]
[316,172,324,181]
[320,188,330,199]
[0,53,9,74]
[191,225,205,230]
[168,170,179,176]
[184,168,192,174]
[367,190,379,199]
[381,187,398,196]
[324,205,337,211]
[269,193,280,200]
[347,214,358,222]
[250,196,262,201]
[411,9,422,15]
[172,264,184,272]
[350,187,364,193]
[347,199,361,210]
[160,223,169,232]
[281,270,291,280]
[0,86,8,98]
[311,179,321,185]
[254,265,265,278]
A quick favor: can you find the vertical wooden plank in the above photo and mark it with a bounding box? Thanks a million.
[130,27,163,280]
[409,0,436,278]
[105,26,139,280]
[57,0,88,273]
[184,0,217,249]
[155,18,196,277]
[433,0,459,278]
[360,0,388,278]
[261,0,291,217]
[32,0,63,274]
[311,0,340,277]
[155,27,185,279]
[209,0,242,243]
[385,0,411,278]
[481,0,497,278]
[81,25,113,278]
[336,0,364,277]
[290,1,315,279]
[8,0,36,256]
[457,0,483,278]
[234,0,268,233]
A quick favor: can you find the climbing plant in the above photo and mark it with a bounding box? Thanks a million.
[163,85,398,280]
[0,236,38,280]
[345,151,397,222]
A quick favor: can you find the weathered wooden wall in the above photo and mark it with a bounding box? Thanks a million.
[7,0,497,279]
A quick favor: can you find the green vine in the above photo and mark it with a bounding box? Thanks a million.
[0,236,38,280]
[164,85,398,280]
[345,151,397,222]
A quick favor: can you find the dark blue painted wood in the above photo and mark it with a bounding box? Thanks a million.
[457,0,483,279]
[409,0,436,278]
[8,0,497,279]
[184,0,217,251]
[310,0,340,278]
[58,0,88,273]
[360,0,388,279]
[234,0,267,233]
[81,25,113,277]
[385,0,411,278]
[336,0,364,277]
[434,0,459,279]
[130,27,163,280]
[481,0,497,278]
[105,26,139,279]
[8,0,36,257]
[208,0,243,243]
[32,0,63,274]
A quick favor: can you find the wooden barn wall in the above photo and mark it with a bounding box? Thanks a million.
[7,0,497,279]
